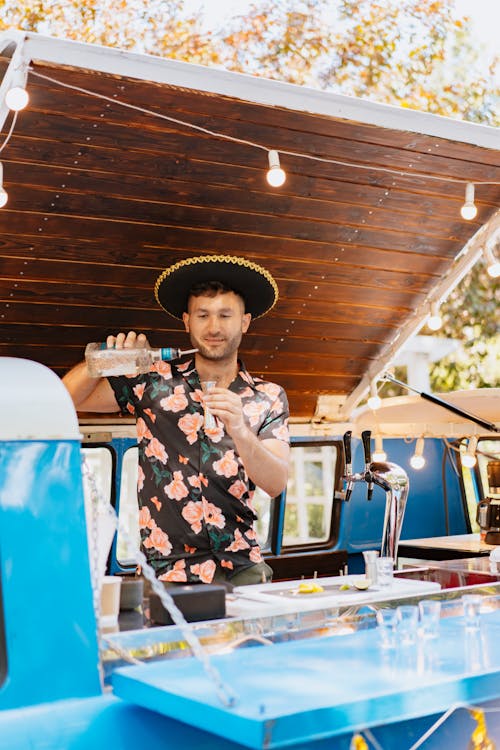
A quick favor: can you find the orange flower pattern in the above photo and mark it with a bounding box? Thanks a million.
[109,358,289,582]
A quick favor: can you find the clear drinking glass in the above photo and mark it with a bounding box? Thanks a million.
[462,594,482,631]
[363,550,379,584]
[418,599,441,639]
[201,380,217,430]
[396,604,419,646]
[376,556,394,588]
[376,608,397,649]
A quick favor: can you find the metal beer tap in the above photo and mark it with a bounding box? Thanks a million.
[342,429,410,561]
[342,430,355,501]
[361,430,374,501]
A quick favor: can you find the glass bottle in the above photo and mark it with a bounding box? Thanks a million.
[85,342,197,377]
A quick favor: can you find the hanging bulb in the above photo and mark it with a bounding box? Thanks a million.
[0,163,8,209]
[367,381,381,410]
[5,67,29,111]
[266,150,286,187]
[427,301,442,331]
[483,245,500,279]
[460,183,477,221]
[372,434,387,462]
[410,437,426,470]
[462,436,478,469]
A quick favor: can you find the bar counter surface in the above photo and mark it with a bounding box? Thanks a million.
[398,533,496,559]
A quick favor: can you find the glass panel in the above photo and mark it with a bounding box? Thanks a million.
[116,447,140,566]
[283,444,338,547]
[253,486,272,549]
[81,446,113,509]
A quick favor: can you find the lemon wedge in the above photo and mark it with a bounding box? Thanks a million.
[297,581,324,594]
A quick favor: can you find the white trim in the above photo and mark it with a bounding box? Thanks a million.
[1,30,499,150]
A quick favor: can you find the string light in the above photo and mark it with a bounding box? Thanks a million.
[461,182,478,221]
[462,436,478,468]
[427,301,443,331]
[367,381,382,410]
[372,434,387,462]
[266,150,286,187]
[4,68,29,112]
[483,245,500,279]
[0,162,8,209]
[14,70,500,216]
[410,437,426,470]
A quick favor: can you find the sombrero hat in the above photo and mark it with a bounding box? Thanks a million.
[154,254,278,320]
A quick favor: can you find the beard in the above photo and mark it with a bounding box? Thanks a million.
[189,329,243,362]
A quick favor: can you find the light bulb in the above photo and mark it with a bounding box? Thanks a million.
[484,246,500,279]
[410,437,426,470]
[367,381,381,410]
[372,435,387,462]
[460,183,477,221]
[427,302,442,331]
[462,437,478,469]
[266,150,286,187]
[0,163,7,208]
[5,85,29,111]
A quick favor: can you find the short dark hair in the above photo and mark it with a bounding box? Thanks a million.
[188,280,246,310]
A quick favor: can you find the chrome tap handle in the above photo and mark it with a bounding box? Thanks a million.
[343,430,353,502]
[361,430,372,466]
[361,430,374,501]
[343,430,352,475]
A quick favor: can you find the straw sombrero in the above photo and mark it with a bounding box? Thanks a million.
[154,255,278,320]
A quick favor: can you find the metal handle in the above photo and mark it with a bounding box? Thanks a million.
[361,430,372,465]
[361,430,374,501]
[343,430,352,470]
[343,430,353,502]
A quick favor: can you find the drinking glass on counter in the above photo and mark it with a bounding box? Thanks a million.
[462,594,482,631]
[396,604,419,646]
[376,556,394,588]
[418,599,441,639]
[376,608,397,649]
[363,550,379,584]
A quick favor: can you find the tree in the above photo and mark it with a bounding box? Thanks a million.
[1,0,498,390]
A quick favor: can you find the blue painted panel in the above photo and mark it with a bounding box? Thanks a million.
[112,608,500,749]
[0,440,101,709]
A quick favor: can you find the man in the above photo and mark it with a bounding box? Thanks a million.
[63,255,290,586]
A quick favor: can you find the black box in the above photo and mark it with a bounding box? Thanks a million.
[149,583,226,625]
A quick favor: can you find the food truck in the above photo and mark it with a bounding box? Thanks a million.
[0,28,499,750]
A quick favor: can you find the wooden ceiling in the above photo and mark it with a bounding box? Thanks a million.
[0,34,499,418]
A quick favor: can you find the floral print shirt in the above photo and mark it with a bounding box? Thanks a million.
[109,358,289,583]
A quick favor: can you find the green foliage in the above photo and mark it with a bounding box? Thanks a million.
[429,261,500,391]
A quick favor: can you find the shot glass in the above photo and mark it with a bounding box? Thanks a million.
[396,604,419,646]
[201,380,217,430]
[462,594,482,631]
[418,599,441,639]
[376,556,394,589]
[376,607,397,649]
[363,550,379,584]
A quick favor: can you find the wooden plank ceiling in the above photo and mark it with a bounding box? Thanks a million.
[0,50,499,418]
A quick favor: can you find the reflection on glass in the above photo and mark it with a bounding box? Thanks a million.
[116,446,140,565]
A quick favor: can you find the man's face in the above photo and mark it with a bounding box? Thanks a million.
[182,291,251,362]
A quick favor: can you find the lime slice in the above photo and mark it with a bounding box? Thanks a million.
[339,583,351,591]
[353,578,370,590]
